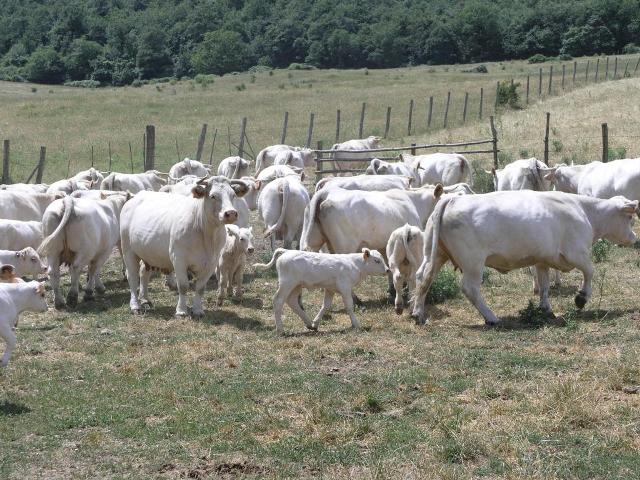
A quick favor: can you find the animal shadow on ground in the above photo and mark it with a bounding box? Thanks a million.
[197,307,270,331]
[0,401,31,416]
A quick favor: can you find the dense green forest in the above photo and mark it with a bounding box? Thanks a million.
[1,0,639,85]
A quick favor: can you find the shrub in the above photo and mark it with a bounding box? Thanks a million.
[461,64,488,73]
[24,47,65,84]
[496,80,521,109]
[557,53,573,61]
[426,267,460,304]
[519,300,548,327]
[552,139,563,153]
[63,80,101,88]
[150,77,173,84]
[249,65,272,74]
[592,239,612,263]
[608,146,627,160]
[235,83,246,91]
[31,87,37,93]
[192,30,251,75]
[471,159,494,193]
[623,43,640,54]
[0,66,25,82]
[528,53,553,64]
[250,74,256,83]
[131,79,144,88]
[287,62,316,70]
[194,74,215,86]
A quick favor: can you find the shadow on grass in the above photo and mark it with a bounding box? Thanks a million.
[197,308,270,331]
[0,401,31,416]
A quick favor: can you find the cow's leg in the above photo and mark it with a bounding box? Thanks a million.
[392,270,405,315]
[66,258,86,307]
[135,265,152,308]
[0,320,17,367]
[116,241,126,281]
[311,290,334,330]
[412,252,448,325]
[532,267,540,294]
[535,265,553,316]
[270,235,276,252]
[286,286,313,329]
[165,273,177,291]
[553,269,561,288]
[216,268,228,306]
[572,255,594,309]
[273,283,294,335]
[338,287,360,330]
[48,257,65,309]
[192,275,208,318]
[232,266,244,298]
[460,268,500,325]
[83,259,97,301]
[122,250,142,314]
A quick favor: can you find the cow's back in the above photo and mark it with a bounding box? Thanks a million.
[579,158,640,199]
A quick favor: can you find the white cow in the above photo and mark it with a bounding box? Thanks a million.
[0,281,48,366]
[217,156,251,179]
[544,159,640,202]
[256,165,304,184]
[399,152,471,186]
[366,158,421,185]
[0,248,47,279]
[259,175,310,250]
[254,248,389,334]
[39,193,131,308]
[216,225,254,305]
[0,191,65,221]
[120,177,247,317]
[0,183,49,193]
[330,136,381,173]
[273,150,311,170]
[0,220,43,250]
[169,158,209,183]
[159,175,199,194]
[100,171,167,193]
[238,177,261,210]
[314,174,412,193]
[491,157,551,192]
[412,191,638,325]
[46,178,90,195]
[255,145,313,174]
[386,224,424,315]
[71,167,104,189]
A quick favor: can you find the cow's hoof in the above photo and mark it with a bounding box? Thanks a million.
[175,311,189,318]
[546,311,557,320]
[395,306,403,315]
[484,319,501,326]
[131,308,141,315]
[140,299,153,309]
[574,293,587,309]
[216,298,224,307]
[306,324,318,331]
[83,291,94,302]
[191,309,205,319]
[66,294,78,308]
[95,285,106,294]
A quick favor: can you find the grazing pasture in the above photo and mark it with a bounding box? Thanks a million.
[1,64,640,478]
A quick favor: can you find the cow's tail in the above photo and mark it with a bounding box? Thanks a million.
[458,154,472,186]
[402,224,419,269]
[264,180,290,238]
[255,149,266,174]
[529,158,546,191]
[38,195,74,256]
[101,173,115,191]
[416,195,453,297]
[253,248,286,270]
[490,167,498,191]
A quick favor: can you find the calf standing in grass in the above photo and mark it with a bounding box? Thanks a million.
[0,248,47,279]
[386,224,424,315]
[254,248,389,334]
[216,225,254,305]
[0,281,48,366]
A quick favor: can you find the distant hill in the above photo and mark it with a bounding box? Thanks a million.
[0,0,639,85]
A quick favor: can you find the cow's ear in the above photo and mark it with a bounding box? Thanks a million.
[100,192,107,200]
[254,180,262,191]
[362,248,370,260]
[434,183,444,198]
[230,180,249,197]
[0,264,15,276]
[192,184,207,198]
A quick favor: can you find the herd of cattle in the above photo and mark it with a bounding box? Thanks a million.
[0,135,639,366]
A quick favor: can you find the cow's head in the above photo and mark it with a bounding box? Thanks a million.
[541,164,577,193]
[240,176,261,210]
[361,248,390,275]
[24,280,48,313]
[192,176,247,224]
[602,196,638,246]
[15,247,47,275]
[367,136,382,148]
[299,148,314,166]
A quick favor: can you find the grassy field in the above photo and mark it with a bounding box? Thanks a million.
[1,62,640,478]
[0,54,639,182]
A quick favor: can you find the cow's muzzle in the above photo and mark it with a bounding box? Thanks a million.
[222,210,238,223]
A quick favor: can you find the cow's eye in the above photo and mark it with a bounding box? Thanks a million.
[32,258,37,262]
[375,259,381,264]
[211,194,217,200]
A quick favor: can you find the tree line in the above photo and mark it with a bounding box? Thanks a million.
[0,0,639,86]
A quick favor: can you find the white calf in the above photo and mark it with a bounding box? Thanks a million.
[254,248,389,334]
[0,220,43,250]
[0,248,47,278]
[386,224,424,315]
[0,281,48,366]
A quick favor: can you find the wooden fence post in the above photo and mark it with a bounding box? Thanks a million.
[108,141,112,172]
[359,102,366,138]
[495,81,500,110]
[490,116,498,169]
[306,112,315,148]
[281,111,288,144]
[605,57,609,80]
[624,60,629,78]
[316,141,323,184]
[444,91,451,128]
[36,146,46,183]
[142,133,146,166]
[548,65,553,95]
[538,68,542,96]
[543,112,550,165]
[145,125,155,171]
[209,128,217,165]
[561,64,565,89]
[196,123,207,161]
[237,117,247,157]
[602,123,608,163]
[2,140,9,184]
[407,99,414,135]
[526,76,530,104]
[595,58,600,82]
[586,60,590,81]
[175,139,181,162]
[635,56,640,74]
[384,107,391,138]
[613,57,618,79]
[91,145,94,168]
[411,143,416,155]
[573,61,577,84]
[129,141,134,173]
[335,109,341,143]
[462,92,469,123]
[427,96,433,128]
[479,87,484,119]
